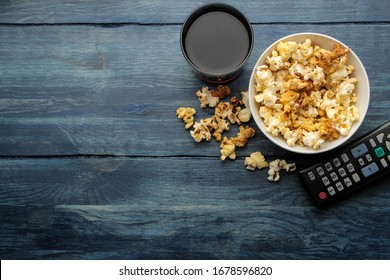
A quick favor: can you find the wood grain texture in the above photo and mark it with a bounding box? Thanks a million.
[0,0,389,260]
[0,24,389,156]
[0,158,390,259]
[0,157,389,207]
[2,203,390,259]
[0,0,389,24]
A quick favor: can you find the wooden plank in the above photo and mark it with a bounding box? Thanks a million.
[0,0,388,24]
[0,158,390,259]
[0,157,311,206]
[0,157,388,208]
[1,204,390,259]
[0,24,389,157]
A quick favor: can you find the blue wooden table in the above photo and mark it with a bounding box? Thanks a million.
[1,0,389,260]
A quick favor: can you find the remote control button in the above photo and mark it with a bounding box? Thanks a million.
[346,163,355,173]
[308,171,316,181]
[375,147,385,158]
[330,172,338,182]
[341,153,349,163]
[338,167,347,177]
[319,192,327,200]
[327,186,336,196]
[358,158,365,166]
[376,133,384,143]
[361,162,379,177]
[352,173,361,183]
[365,154,373,162]
[344,177,353,187]
[369,138,377,147]
[380,158,388,168]
[316,166,325,176]
[385,141,390,152]
[324,162,333,171]
[322,176,330,186]
[351,143,368,158]
[333,157,341,167]
[335,182,344,191]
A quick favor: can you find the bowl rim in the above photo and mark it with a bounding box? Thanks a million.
[248,32,370,154]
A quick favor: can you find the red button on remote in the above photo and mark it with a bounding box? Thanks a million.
[319,192,327,200]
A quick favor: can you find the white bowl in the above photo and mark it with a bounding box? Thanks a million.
[248,32,370,154]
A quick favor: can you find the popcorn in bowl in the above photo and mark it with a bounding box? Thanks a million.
[249,33,369,154]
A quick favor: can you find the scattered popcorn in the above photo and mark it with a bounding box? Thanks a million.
[189,115,231,143]
[177,85,298,182]
[210,85,231,98]
[238,91,252,123]
[244,151,297,181]
[244,152,269,171]
[215,100,241,125]
[189,89,252,144]
[231,125,256,147]
[254,39,359,149]
[190,119,212,142]
[218,126,255,160]
[179,85,257,161]
[267,159,297,182]
[220,137,236,160]
[196,86,220,108]
[208,116,230,142]
[176,107,196,129]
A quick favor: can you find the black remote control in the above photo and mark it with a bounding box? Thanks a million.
[299,121,390,207]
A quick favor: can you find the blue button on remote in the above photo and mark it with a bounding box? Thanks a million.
[351,143,368,158]
[361,162,379,177]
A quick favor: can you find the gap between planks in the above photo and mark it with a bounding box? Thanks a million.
[0,21,389,27]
